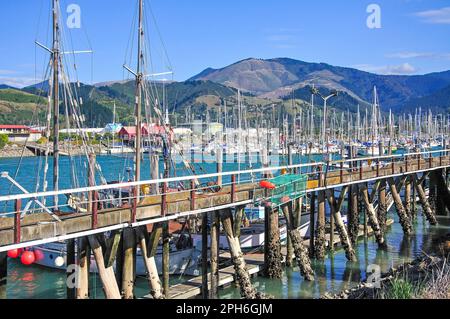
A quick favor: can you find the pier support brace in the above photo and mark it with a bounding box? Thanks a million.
[0,252,6,299]
[138,226,163,299]
[360,183,386,247]
[264,206,283,279]
[88,235,121,299]
[388,177,412,235]
[326,187,357,261]
[281,204,315,281]
[220,209,263,299]
[414,174,438,225]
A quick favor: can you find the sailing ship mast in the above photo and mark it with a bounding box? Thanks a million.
[52,0,60,209]
[134,0,144,197]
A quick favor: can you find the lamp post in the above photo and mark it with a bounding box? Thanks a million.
[311,87,338,146]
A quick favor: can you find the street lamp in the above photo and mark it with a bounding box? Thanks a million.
[311,87,338,145]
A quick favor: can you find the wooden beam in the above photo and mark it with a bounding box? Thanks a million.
[87,234,121,299]
[103,230,122,268]
[325,187,357,261]
[360,184,386,247]
[388,177,412,235]
[414,174,438,225]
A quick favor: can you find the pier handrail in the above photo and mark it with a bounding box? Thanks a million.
[1,149,449,203]
[329,148,450,165]
[0,161,325,203]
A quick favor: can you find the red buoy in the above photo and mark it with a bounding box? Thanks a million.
[33,249,45,262]
[21,251,36,266]
[7,248,23,259]
[260,180,276,190]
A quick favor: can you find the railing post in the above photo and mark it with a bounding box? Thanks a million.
[428,153,433,169]
[405,154,408,173]
[359,160,363,181]
[231,174,236,203]
[376,158,380,177]
[391,156,395,175]
[190,180,196,211]
[418,152,421,171]
[14,199,21,244]
[92,191,98,229]
[162,182,168,217]
[340,161,344,183]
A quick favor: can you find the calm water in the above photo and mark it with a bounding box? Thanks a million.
[1,153,449,299]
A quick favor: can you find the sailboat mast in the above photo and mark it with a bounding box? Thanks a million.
[135,0,144,193]
[52,0,60,208]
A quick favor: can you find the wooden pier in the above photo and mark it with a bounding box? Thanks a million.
[0,149,449,299]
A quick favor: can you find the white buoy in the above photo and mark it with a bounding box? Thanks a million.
[55,256,65,267]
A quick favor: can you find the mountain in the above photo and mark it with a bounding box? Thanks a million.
[0,84,16,90]
[0,89,47,125]
[190,58,450,113]
[405,84,450,114]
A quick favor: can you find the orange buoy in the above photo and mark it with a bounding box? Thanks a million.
[7,249,23,259]
[260,180,276,190]
[21,251,35,266]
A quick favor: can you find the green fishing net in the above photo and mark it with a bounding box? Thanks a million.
[265,174,308,207]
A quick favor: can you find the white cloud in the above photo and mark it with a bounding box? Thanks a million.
[0,76,38,88]
[386,51,450,59]
[352,63,418,75]
[414,6,450,24]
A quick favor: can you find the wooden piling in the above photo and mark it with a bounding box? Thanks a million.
[326,187,357,261]
[0,252,6,299]
[309,192,316,256]
[162,222,170,297]
[121,228,136,299]
[315,165,326,260]
[348,184,359,245]
[281,204,315,281]
[201,212,209,299]
[434,169,450,213]
[76,237,90,299]
[88,235,121,299]
[388,177,412,235]
[263,206,282,279]
[414,174,438,225]
[66,238,76,299]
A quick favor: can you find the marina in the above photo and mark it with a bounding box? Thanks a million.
[1,0,450,302]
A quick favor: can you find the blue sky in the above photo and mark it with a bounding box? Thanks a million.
[1,0,450,87]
